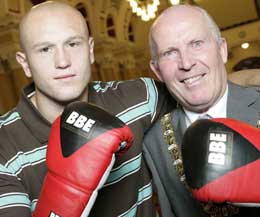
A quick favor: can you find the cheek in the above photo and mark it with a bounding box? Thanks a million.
[72,50,90,67]
[74,59,89,74]
[71,46,89,58]
[194,50,211,63]
[28,62,47,78]
[159,61,177,79]
[27,55,54,79]
[29,54,54,70]
[200,46,223,66]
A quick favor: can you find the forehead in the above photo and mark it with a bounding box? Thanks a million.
[152,9,212,47]
[22,9,87,48]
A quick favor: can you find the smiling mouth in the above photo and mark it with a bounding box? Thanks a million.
[182,74,205,84]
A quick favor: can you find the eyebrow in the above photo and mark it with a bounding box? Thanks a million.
[32,42,53,50]
[65,36,86,43]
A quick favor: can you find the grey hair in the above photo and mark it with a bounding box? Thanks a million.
[149,4,222,62]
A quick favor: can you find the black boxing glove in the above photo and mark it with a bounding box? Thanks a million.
[182,118,260,206]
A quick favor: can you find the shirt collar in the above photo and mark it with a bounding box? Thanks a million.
[17,83,51,143]
[184,85,228,127]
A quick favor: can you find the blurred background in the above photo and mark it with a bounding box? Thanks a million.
[0,0,260,113]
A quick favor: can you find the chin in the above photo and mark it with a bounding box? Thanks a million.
[186,100,211,112]
[54,94,80,104]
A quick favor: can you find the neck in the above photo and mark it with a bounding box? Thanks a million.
[31,90,88,123]
[31,95,64,123]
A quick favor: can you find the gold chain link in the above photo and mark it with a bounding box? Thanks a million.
[257,112,260,129]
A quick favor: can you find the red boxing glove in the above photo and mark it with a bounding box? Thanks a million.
[182,118,260,206]
[33,102,133,217]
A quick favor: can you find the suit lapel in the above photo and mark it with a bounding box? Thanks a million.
[227,82,259,127]
[171,109,186,148]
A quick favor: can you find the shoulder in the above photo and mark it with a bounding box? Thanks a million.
[228,81,260,113]
[144,114,168,149]
[0,108,21,128]
[228,81,260,99]
[0,115,19,165]
[0,108,25,157]
[89,77,167,112]
[90,77,161,93]
[144,119,163,139]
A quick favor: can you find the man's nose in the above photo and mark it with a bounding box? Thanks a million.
[178,50,196,71]
[54,47,71,69]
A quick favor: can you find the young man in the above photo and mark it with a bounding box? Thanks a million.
[144,4,260,217]
[0,1,174,216]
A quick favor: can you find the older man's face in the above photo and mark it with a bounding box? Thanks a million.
[151,7,228,113]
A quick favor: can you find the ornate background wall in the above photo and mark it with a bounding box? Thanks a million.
[0,0,260,113]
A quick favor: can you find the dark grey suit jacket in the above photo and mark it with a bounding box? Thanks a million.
[143,82,260,217]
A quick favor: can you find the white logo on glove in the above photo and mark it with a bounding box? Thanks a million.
[49,211,60,217]
[208,132,227,166]
[66,111,96,133]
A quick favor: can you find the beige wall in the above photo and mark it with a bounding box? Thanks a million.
[0,0,260,114]
[222,20,260,73]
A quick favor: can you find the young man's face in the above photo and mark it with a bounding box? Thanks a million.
[151,7,228,113]
[17,8,94,104]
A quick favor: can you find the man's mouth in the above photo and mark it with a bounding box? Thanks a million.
[182,74,205,84]
[54,74,76,80]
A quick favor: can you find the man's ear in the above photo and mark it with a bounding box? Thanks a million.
[150,59,163,81]
[89,37,95,64]
[219,38,228,64]
[16,51,32,78]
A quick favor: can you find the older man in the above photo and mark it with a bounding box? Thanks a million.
[144,4,260,217]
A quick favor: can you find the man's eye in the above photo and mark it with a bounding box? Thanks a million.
[69,41,80,47]
[192,40,203,48]
[162,49,178,58]
[40,47,50,53]
[163,50,175,56]
[163,51,172,56]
